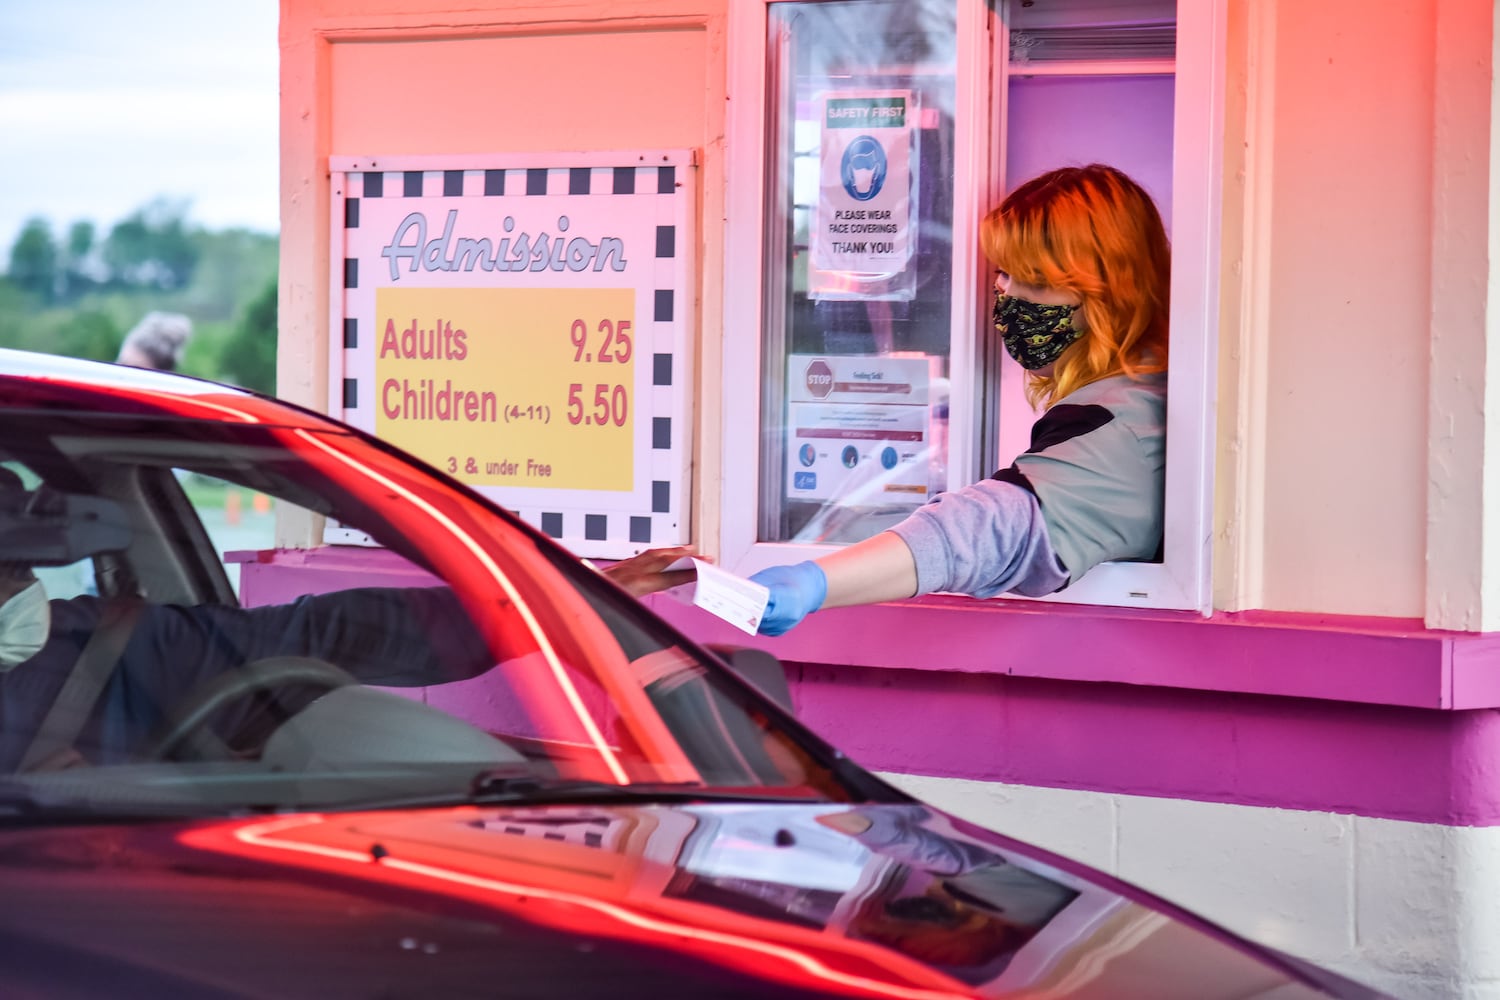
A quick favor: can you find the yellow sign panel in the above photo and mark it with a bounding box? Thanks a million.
[375,286,635,491]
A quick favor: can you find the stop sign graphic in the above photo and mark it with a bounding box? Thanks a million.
[805,359,834,399]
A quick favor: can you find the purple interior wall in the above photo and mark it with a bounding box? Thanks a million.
[1006,74,1176,232]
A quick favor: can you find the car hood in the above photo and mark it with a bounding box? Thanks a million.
[0,800,1378,999]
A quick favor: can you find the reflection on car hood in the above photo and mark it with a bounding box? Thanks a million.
[0,801,1379,999]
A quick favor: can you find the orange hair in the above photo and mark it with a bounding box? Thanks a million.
[981,164,1170,409]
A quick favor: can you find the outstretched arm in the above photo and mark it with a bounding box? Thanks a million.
[818,531,918,608]
[750,479,1065,635]
[752,532,918,636]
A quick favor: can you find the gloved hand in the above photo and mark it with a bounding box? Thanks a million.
[750,561,828,636]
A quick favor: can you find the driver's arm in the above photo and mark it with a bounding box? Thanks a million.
[78,588,490,764]
[143,586,492,689]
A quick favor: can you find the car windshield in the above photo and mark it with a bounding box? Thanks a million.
[0,384,863,817]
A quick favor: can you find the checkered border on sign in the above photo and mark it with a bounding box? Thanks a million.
[338,163,687,551]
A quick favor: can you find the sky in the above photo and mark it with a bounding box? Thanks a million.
[0,1,281,254]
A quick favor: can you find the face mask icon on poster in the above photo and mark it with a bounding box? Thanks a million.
[840,136,888,202]
[993,295,1083,371]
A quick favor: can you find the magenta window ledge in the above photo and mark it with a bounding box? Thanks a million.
[645,591,1500,712]
[232,545,1500,712]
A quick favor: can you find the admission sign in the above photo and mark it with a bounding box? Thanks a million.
[328,152,696,558]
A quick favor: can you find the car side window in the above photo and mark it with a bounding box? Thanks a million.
[172,470,280,597]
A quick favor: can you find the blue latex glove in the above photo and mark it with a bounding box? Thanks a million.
[750,561,828,636]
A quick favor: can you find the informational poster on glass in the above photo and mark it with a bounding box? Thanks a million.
[784,354,931,510]
[755,3,957,547]
[809,89,916,301]
[327,152,695,558]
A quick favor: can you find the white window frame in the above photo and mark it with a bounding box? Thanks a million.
[720,0,1224,614]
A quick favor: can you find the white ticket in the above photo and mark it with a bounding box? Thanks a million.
[691,558,770,636]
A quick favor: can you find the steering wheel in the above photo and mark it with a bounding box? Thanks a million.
[144,656,359,761]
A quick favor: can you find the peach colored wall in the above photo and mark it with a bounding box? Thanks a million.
[1424,0,1500,632]
[1218,0,1445,619]
[1261,1,1432,617]
[280,0,1486,622]
[327,30,711,155]
[277,0,727,554]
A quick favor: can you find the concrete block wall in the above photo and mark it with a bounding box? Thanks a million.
[884,773,1500,1000]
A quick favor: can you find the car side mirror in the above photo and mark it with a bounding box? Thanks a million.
[707,644,794,716]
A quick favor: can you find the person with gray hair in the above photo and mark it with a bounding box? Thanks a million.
[116,311,193,371]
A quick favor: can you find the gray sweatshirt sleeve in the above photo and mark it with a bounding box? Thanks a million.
[886,479,1068,599]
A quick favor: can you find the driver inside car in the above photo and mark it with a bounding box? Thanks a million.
[0,555,498,772]
[0,469,698,774]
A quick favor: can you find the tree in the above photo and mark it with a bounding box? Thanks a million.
[102,198,201,290]
[183,228,278,321]
[218,276,277,394]
[64,221,94,262]
[8,219,58,302]
[56,220,99,303]
[0,279,30,349]
[0,209,277,378]
[54,310,121,362]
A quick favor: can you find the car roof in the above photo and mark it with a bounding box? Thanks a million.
[0,348,250,397]
[0,348,336,430]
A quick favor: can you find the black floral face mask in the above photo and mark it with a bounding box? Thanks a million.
[993,295,1083,370]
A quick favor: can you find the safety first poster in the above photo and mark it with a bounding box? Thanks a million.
[785,354,931,507]
[329,152,695,558]
[810,90,914,286]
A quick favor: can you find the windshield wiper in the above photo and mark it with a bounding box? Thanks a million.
[467,770,830,806]
[0,781,235,824]
[0,771,835,823]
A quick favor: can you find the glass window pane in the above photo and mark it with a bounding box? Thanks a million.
[177,472,279,595]
[760,0,958,545]
[0,408,847,794]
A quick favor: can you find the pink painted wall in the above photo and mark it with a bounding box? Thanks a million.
[240,549,1500,826]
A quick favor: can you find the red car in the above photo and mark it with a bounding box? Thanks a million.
[0,349,1388,999]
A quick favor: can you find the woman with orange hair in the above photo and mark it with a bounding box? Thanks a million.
[752,164,1170,635]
